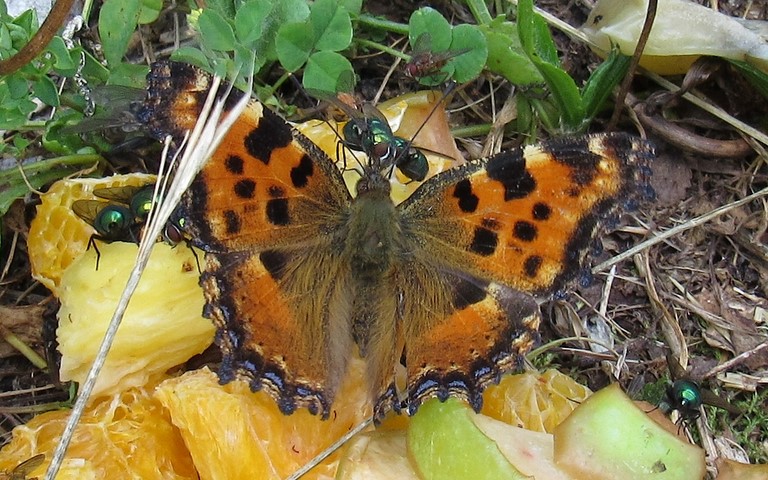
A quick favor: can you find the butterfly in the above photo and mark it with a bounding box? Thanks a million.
[138,60,654,422]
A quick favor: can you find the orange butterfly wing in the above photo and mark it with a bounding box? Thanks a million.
[141,61,354,417]
[378,133,653,416]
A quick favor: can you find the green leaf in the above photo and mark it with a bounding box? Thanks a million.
[107,62,150,88]
[517,0,559,66]
[253,0,310,64]
[198,9,236,52]
[45,37,77,72]
[516,0,585,130]
[42,119,87,154]
[408,7,452,52]
[0,166,71,217]
[81,52,111,83]
[303,50,354,95]
[98,0,142,66]
[138,0,162,24]
[339,0,362,16]
[32,76,59,107]
[169,47,211,70]
[276,22,314,72]
[0,23,12,51]
[310,0,352,52]
[5,73,27,99]
[234,0,271,46]
[482,22,542,86]
[204,0,236,20]
[449,24,487,83]
[0,101,34,130]
[536,61,584,131]
[581,49,631,121]
[408,399,529,480]
[11,9,36,36]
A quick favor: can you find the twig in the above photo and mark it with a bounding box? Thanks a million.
[607,0,657,130]
[593,184,768,274]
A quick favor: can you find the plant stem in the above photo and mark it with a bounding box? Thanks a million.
[357,14,408,35]
[451,123,491,138]
[356,38,410,61]
[465,0,493,24]
[0,154,104,181]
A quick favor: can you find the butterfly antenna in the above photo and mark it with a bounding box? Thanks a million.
[285,417,374,480]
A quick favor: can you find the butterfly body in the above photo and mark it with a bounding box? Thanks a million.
[140,61,654,422]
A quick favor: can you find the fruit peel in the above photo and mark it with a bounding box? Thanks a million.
[407,398,531,480]
[553,383,706,480]
[154,361,371,480]
[0,383,196,479]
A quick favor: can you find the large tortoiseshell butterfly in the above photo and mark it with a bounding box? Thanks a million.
[138,60,654,421]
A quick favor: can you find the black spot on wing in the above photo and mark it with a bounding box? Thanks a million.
[234,179,256,199]
[523,255,542,278]
[225,155,244,174]
[513,221,537,242]
[469,226,498,256]
[244,108,293,164]
[291,154,313,188]
[266,198,290,225]
[453,179,479,213]
[532,202,551,220]
[485,151,536,200]
[224,210,241,235]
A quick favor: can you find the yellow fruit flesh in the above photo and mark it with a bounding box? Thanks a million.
[57,241,213,398]
[0,383,197,479]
